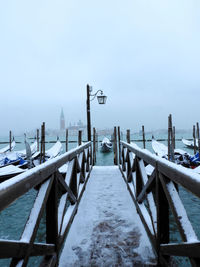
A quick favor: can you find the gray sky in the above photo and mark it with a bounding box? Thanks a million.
[0,0,200,135]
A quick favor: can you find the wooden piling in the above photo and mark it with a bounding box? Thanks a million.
[9,130,12,151]
[126,129,130,144]
[96,133,98,152]
[113,126,118,165]
[43,122,45,163]
[118,126,121,164]
[142,125,146,149]
[168,114,174,162]
[36,129,39,152]
[93,128,96,165]
[78,130,82,146]
[197,123,200,155]
[172,126,176,150]
[193,125,196,155]
[66,129,68,152]
[40,122,45,163]
[40,125,43,163]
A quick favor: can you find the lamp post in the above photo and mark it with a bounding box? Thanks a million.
[86,84,107,141]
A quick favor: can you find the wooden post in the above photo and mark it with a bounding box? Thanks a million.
[9,130,12,151]
[37,129,39,152]
[96,132,98,152]
[118,126,121,164]
[40,124,43,163]
[93,128,96,165]
[168,115,170,161]
[193,125,196,155]
[46,175,58,264]
[142,125,145,149]
[168,114,174,162]
[78,130,82,146]
[40,122,45,163]
[126,129,130,144]
[197,122,200,155]
[43,122,45,163]
[156,171,169,264]
[172,126,176,150]
[114,126,118,165]
[66,128,68,152]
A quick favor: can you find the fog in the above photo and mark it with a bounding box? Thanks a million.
[0,0,200,135]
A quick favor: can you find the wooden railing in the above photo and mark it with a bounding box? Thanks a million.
[119,141,200,267]
[0,142,93,267]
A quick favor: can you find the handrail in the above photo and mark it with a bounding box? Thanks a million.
[0,142,91,212]
[0,141,93,266]
[121,141,200,198]
[119,140,200,266]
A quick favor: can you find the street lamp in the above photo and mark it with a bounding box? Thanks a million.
[86,84,107,141]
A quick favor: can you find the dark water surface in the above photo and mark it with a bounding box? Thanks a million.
[0,133,199,266]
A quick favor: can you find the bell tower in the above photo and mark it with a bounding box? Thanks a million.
[60,108,65,131]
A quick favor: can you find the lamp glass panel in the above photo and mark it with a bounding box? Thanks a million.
[97,95,107,104]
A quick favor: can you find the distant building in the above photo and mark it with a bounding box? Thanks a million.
[60,108,65,131]
[67,120,87,136]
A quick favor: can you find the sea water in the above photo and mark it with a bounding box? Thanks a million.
[0,132,199,266]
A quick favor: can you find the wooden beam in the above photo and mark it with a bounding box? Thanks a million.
[57,172,76,204]
[137,170,156,204]
[0,240,55,258]
[137,159,157,235]
[159,173,197,242]
[11,177,54,266]
[160,242,200,258]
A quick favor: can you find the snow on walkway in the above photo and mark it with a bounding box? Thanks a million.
[59,166,156,266]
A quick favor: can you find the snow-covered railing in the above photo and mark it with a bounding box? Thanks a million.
[120,141,200,266]
[0,142,92,266]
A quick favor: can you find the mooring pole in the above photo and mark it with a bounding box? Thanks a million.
[193,125,196,155]
[86,84,91,141]
[114,126,118,165]
[66,128,68,152]
[173,126,176,150]
[43,122,45,163]
[9,130,12,151]
[96,132,98,152]
[197,122,200,155]
[142,125,146,149]
[93,128,96,165]
[78,130,82,146]
[40,124,43,163]
[126,129,130,144]
[168,114,174,161]
[37,129,39,152]
[118,126,121,164]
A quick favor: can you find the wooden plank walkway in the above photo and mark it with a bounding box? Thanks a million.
[59,166,156,266]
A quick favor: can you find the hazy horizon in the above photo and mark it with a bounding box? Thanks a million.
[1,0,200,135]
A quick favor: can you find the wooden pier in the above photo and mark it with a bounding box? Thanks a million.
[59,166,156,266]
[0,135,200,266]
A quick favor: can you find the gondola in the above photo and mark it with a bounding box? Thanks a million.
[100,137,112,152]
